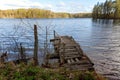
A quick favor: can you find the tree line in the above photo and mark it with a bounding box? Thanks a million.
[0,8,91,18]
[92,0,120,19]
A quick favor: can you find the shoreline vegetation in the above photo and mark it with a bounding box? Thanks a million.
[92,0,120,19]
[0,62,106,80]
[0,8,91,18]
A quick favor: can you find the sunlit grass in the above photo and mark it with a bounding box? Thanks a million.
[0,63,106,80]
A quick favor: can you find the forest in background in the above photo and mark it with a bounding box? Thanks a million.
[92,0,120,19]
[0,8,91,18]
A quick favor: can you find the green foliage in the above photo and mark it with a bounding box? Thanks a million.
[0,63,105,80]
[83,72,95,80]
[114,0,120,18]
[23,66,39,76]
[72,13,92,18]
[38,71,66,80]
[92,0,120,19]
[73,71,95,80]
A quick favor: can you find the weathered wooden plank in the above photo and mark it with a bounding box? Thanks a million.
[67,59,71,64]
[64,64,94,71]
[67,60,91,65]
[50,38,60,42]
[71,59,75,63]
[47,53,59,59]
[47,35,94,71]
[64,52,79,55]
[64,56,81,59]
[64,48,77,51]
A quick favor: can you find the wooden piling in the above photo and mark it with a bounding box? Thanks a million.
[19,43,26,59]
[33,24,38,66]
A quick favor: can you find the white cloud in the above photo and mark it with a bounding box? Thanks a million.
[59,2,66,6]
[43,4,53,10]
[0,0,45,9]
[0,0,92,13]
[53,2,91,13]
[0,0,27,9]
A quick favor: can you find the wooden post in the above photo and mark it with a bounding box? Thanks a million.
[20,43,25,59]
[0,52,7,63]
[45,26,48,53]
[60,43,65,64]
[34,24,38,66]
[43,41,48,64]
[53,30,55,38]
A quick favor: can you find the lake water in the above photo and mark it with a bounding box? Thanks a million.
[0,18,120,79]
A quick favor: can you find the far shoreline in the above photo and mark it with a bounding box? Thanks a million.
[0,17,92,19]
[0,8,92,19]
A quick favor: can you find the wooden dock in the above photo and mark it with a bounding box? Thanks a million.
[44,35,94,71]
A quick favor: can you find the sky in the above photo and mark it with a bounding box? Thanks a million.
[0,0,106,13]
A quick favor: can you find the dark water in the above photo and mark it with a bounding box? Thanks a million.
[0,18,120,79]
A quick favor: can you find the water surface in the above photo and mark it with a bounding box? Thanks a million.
[0,18,120,79]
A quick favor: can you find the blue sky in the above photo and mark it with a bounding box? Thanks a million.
[0,0,106,13]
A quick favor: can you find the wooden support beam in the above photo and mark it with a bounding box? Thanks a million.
[75,58,80,62]
[47,53,59,59]
[71,59,75,63]
[67,59,71,64]
[33,24,38,66]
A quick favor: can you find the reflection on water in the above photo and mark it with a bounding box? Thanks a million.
[93,19,120,26]
[91,19,120,79]
[113,19,120,25]
[93,19,113,24]
[0,18,120,79]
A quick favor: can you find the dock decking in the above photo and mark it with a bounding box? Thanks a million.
[45,35,94,71]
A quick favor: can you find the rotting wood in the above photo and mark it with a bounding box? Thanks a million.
[19,43,26,59]
[33,24,38,66]
[75,58,80,62]
[0,51,8,63]
[47,53,59,59]
[44,35,94,71]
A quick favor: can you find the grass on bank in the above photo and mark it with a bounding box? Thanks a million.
[0,62,106,80]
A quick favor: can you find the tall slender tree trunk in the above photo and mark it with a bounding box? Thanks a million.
[34,24,38,66]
